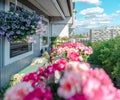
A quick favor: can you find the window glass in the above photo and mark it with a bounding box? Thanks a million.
[9,2,32,58]
[10,40,32,58]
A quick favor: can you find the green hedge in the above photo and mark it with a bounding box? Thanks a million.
[88,36,120,79]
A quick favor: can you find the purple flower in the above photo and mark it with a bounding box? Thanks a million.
[16,30,21,34]
[0,9,44,42]
[0,31,5,35]
[25,28,28,31]
[1,26,7,31]
[6,33,10,38]
[12,24,18,29]
[26,20,31,25]
[20,17,25,22]
[9,31,14,35]
[21,26,25,30]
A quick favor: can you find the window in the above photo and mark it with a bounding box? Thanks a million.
[4,0,34,65]
[42,20,49,46]
[9,2,32,58]
[10,40,32,58]
[42,36,48,45]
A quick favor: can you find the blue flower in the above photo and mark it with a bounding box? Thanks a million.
[0,8,44,41]
[0,31,5,35]
[16,30,21,34]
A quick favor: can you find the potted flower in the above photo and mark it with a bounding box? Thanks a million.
[0,4,43,42]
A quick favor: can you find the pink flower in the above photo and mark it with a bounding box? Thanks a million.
[23,72,41,86]
[62,62,120,100]
[66,93,87,100]
[67,48,78,53]
[84,46,93,55]
[57,47,65,55]
[46,65,55,75]
[52,42,93,62]
[58,72,81,99]
[24,85,52,100]
[37,67,46,76]
[67,51,83,62]
[115,89,120,100]
[65,62,90,74]
[54,58,67,71]
[4,82,33,100]
[57,76,76,99]
[82,68,116,100]
[27,37,36,43]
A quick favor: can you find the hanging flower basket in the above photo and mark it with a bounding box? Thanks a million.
[0,4,43,41]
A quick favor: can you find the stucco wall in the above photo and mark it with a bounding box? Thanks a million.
[51,17,73,37]
[0,0,5,87]
[52,24,69,37]
[0,35,41,87]
[0,0,50,87]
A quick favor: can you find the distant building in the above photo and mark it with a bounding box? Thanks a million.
[90,27,120,42]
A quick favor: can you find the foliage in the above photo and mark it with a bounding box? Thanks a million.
[0,84,10,99]
[88,36,120,80]
[51,36,69,48]
[48,83,63,100]
[42,36,48,45]
[42,51,50,59]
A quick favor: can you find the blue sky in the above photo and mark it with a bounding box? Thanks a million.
[74,0,120,33]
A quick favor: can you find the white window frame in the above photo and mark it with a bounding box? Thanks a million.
[4,0,33,65]
[39,18,50,51]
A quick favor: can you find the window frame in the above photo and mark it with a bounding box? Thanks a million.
[39,18,50,51]
[4,0,34,65]
[10,40,32,58]
[41,18,49,46]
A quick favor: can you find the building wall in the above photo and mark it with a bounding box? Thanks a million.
[0,0,50,87]
[0,0,5,88]
[51,17,72,37]
[1,36,41,87]
[0,38,4,87]
[90,28,120,42]
[0,0,73,87]
[52,24,69,37]
[0,0,5,10]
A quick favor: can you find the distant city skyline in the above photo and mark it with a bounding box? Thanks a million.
[74,0,120,34]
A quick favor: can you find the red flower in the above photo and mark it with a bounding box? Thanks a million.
[23,72,41,86]
[53,58,67,71]
[66,93,87,100]
[24,86,53,100]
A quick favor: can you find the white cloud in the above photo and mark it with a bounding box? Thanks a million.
[75,0,101,5]
[116,10,120,14]
[75,8,119,31]
[98,21,110,24]
[75,19,110,29]
[80,7,117,23]
[92,14,114,21]
[74,19,111,33]
[80,7,104,16]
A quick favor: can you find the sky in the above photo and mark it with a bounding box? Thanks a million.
[74,0,120,34]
